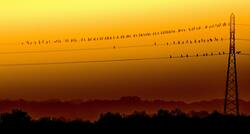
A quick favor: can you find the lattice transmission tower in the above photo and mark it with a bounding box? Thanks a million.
[224,13,239,116]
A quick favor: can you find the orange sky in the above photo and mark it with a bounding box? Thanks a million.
[0,0,250,102]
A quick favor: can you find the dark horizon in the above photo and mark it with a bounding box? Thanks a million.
[1,96,250,121]
[1,108,250,132]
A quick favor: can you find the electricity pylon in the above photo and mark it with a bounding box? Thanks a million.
[224,13,239,116]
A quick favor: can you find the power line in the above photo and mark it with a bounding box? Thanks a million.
[239,53,250,56]
[235,24,250,27]
[0,45,155,55]
[17,23,250,46]
[21,22,228,46]
[0,51,228,67]
[0,47,113,55]
[236,39,250,41]
[0,37,226,55]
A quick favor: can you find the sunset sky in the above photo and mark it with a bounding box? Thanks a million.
[0,0,249,102]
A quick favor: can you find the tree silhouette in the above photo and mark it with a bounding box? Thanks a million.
[0,109,31,129]
[0,109,250,132]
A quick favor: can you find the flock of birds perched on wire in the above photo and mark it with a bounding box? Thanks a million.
[0,20,246,66]
[0,19,245,66]
[20,22,228,46]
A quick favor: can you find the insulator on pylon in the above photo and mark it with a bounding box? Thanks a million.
[236,51,241,54]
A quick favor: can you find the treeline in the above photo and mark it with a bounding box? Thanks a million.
[0,109,249,132]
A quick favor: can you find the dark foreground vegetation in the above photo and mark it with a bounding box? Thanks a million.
[0,109,249,132]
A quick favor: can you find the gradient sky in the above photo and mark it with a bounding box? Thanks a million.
[0,0,250,102]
